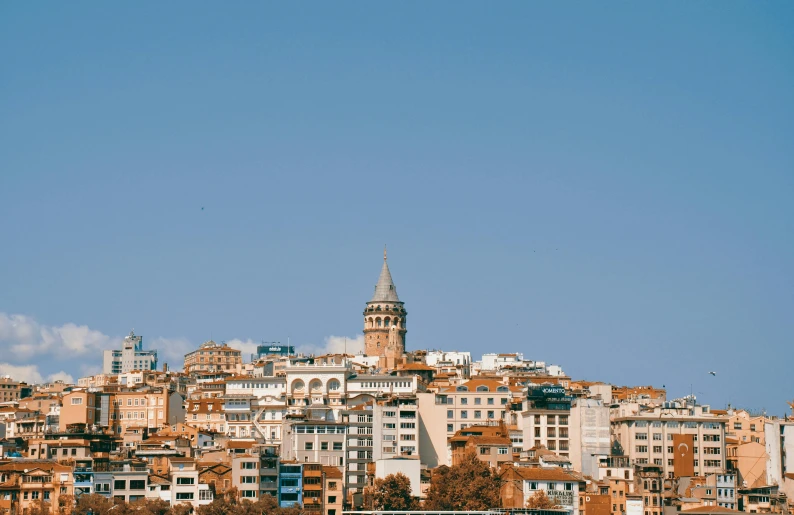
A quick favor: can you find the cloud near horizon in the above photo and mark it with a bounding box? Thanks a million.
[0,312,367,383]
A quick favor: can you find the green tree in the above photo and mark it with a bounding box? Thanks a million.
[423,452,501,510]
[367,473,419,511]
[525,490,560,509]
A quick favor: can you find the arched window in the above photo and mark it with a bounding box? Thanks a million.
[292,380,305,392]
[328,379,341,391]
[376,318,382,327]
[368,317,374,328]
[384,317,391,327]
[309,379,322,393]
[476,385,490,392]
[393,318,400,326]
[497,386,509,392]
[456,386,469,392]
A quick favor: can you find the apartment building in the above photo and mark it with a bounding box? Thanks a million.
[372,396,420,460]
[184,340,243,374]
[0,460,74,514]
[611,401,727,479]
[634,464,664,515]
[94,461,149,503]
[232,454,261,500]
[569,398,611,477]
[521,385,573,456]
[499,465,584,515]
[0,377,24,404]
[103,330,158,375]
[764,419,794,496]
[323,466,344,515]
[60,390,98,431]
[223,376,286,441]
[281,421,346,467]
[168,457,214,508]
[279,462,303,508]
[342,403,372,504]
[449,426,512,469]
[303,463,324,515]
[110,388,186,435]
[185,398,226,433]
[438,378,523,436]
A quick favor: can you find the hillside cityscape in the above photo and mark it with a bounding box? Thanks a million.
[0,254,792,515]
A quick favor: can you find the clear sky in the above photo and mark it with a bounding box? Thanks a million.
[1,3,792,413]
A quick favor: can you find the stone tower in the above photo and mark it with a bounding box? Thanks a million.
[363,248,407,367]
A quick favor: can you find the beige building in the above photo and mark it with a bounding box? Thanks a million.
[363,249,407,369]
[0,377,24,404]
[184,340,243,374]
[60,390,98,431]
[0,460,74,514]
[611,401,727,479]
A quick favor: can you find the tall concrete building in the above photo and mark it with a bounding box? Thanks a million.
[103,330,158,375]
[363,248,407,369]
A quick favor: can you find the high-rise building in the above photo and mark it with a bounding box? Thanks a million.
[363,248,407,369]
[102,330,158,375]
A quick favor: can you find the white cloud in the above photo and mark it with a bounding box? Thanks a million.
[226,339,259,360]
[148,336,194,370]
[0,312,118,361]
[0,363,74,385]
[297,334,366,356]
[47,371,75,384]
[0,363,43,383]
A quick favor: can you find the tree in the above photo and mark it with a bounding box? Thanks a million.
[525,490,560,510]
[423,452,501,510]
[170,503,194,515]
[367,473,419,511]
[73,494,115,515]
[27,501,51,515]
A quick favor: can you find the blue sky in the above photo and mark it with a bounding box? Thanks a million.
[1,3,792,413]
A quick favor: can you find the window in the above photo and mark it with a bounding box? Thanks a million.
[176,493,195,500]
[241,476,257,484]
[461,411,468,419]
[460,398,468,405]
[114,480,127,490]
[176,477,195,485]
[488,411,495,419]
[653,433,662,440]
[479,447,489,455]
[305,442,313,450]
[447,410,453,419]
[498,447,509,454]
[653,446,662,453]
[328,496,337,503]
[636,433,648,440]
[636,445,648,453]
[240,462,256,469]
[333,442,342,451]
[200,490,213,501]
[474,411,481,419]
[447,424,453,432]
[130,480,145,490]
[71,397,83,405]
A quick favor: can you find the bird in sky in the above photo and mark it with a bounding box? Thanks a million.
[709,371,717,376]
[201,207,204,211]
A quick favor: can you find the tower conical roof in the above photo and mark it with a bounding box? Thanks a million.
[370,249,400,303]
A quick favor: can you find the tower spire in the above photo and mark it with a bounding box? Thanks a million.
[384,244,387,262]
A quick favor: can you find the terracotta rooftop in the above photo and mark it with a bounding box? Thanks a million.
[322,465,344,479]
[501,467,583,482]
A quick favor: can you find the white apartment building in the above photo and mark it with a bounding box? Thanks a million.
[103,330,158,375]
[611,401,728,479]
[569,398,611,478]
[372,396,420,459]
[168,457,214,508]
[425,351,472,378]
[765,419,794,494]
[223,376,287,441]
